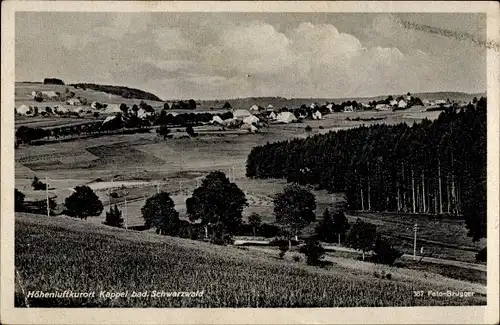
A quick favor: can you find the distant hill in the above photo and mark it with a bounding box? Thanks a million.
[192,91,485,110]
[70,83,162,101]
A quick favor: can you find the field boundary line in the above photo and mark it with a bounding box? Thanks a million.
[15,267,30,308]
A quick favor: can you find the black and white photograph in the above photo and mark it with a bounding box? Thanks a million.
[1,1,499,324]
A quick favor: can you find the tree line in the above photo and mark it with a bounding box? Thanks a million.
[246,98,487,242]
[70,83,162,101]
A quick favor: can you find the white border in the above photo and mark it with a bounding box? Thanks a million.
[1,2,499,324]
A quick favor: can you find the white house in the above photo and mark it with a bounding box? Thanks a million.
[390,99,398,106]
[407,95,412,101]
[249,104,260,111]
[221,118,240,128]
[375,104,390,111]
[268,111,277,120]
[41,91,58,99]
[241,124,259,133]
[435,99,447,105]
[233,109,252,119]
[398,99,407,109]
[91,101,101,109]
[312,110,322,120]
[422,99,431,106]
[16,104,31,115]
[326,103,334,112]
[309,103,317,109]
[276,112,297,124]
[137,108,153,119]
[344,105,354,112]
[266,104,274,110]
[243,114,260,125]
[361,103,371,109]
[211,116,224,124]
[102,115,118,125]
[66,98,81,106]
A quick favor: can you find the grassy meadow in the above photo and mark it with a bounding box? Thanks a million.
[15,213,486,308]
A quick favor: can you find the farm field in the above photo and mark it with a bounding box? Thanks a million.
[15,213,486,307]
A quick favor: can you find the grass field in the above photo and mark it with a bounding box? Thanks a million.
[15,213,486,307]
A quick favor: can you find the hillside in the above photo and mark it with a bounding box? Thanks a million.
[15,82,164,109]
[70,83,162,101]
[192,91,484,110]
[15,213,485,307]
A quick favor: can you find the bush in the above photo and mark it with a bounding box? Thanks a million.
[186,126,197,137]
[386,273,392,280]
[305,125,312,132]
[476,247,486,262]
[278,241,289,259]
[292,255,301,262]
[64,185,103,220]
[372,236,403,265]
[299,239,325,265]
[104,204,124,228]
[32,176,47,191]
[15,189,25,212]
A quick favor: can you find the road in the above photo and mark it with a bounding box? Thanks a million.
[233,240,486,272]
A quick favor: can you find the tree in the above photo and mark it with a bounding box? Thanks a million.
[222,102,232,109]
[132,104,139,114]
[141,192,179,235]
[163,102,170,110]
[119,103,129,114]
[345,218,377,260]
[472,96,478,104]
[186,171,247,240]
[105,204,124,227]
[299,239,325,265]
[15,189,25,212]
[372,235,403,265]
[315,209,349,244]
[274,184,316,247]
[64,185,103,220]
[188,99,197,110]
[186,126,197,137]
[32,175,47,190]
[93,112,100,118]
[157,126,171,139]
[305,125,312,132]
[248,213,262,237]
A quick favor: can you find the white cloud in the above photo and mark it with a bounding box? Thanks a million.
[153,28,193,52]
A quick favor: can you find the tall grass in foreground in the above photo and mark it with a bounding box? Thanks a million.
[15,220,485,307]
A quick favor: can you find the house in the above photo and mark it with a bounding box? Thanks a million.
[233,109,252,119]
[435,99,446,105]
[390,99,398,106]
[268,111,277,120]
[343,105,354,112]
[243,114,260,125]
[407,95,412,101]
[16,104,31,115]
[312,110,322,120]
[137,108,153,119]
[241,124,259,133]
[41,91,59,99]
[211,116,224,125]
[103,104,121,114]
[361,103,371,109]
[66,98,81,106]
[375,104,390,111]
[326,103,334,112]
[398,99,407,109]
[276,112,297,124]
[266,104,274,111]
[221,118,240,128]
[91,101,102,109]
[422,99,431,106]
[309,103,317,109]
[249,104,260,111]
[102,115,118,125]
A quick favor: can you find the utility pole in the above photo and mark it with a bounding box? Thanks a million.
[413,223,418,260]
[45,177,50,217]
[156,183,160,194]
[179,181,182,193]
[124,198,128,230]
[232,166,235,181]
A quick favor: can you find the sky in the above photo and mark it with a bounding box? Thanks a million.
[16,12,486,100]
